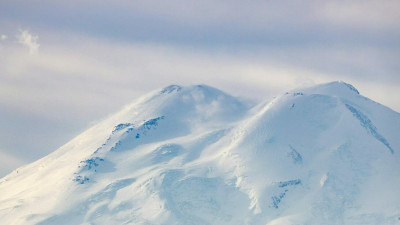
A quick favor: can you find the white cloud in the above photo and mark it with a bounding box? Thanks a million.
[0,35,6,40]
[17,30,40,54]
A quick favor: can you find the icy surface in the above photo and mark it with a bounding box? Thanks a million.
[0,82,399,225]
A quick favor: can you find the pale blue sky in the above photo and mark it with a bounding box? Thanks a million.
[0,0,399,176]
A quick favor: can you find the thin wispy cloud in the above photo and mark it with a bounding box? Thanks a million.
[17,30,40,54]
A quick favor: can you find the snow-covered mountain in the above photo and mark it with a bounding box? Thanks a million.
[1,82,399,225]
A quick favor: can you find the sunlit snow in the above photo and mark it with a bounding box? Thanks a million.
[0,82,399,225]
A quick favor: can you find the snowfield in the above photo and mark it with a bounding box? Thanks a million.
[0,82,399,225]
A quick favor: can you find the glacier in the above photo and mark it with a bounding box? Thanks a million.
[0,81,399,225]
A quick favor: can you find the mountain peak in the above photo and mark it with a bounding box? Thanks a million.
[301,81,360,97]
[159,84,230,99]
[320,81,359,94]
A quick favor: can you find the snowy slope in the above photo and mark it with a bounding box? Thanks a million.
[0,82,399,225]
